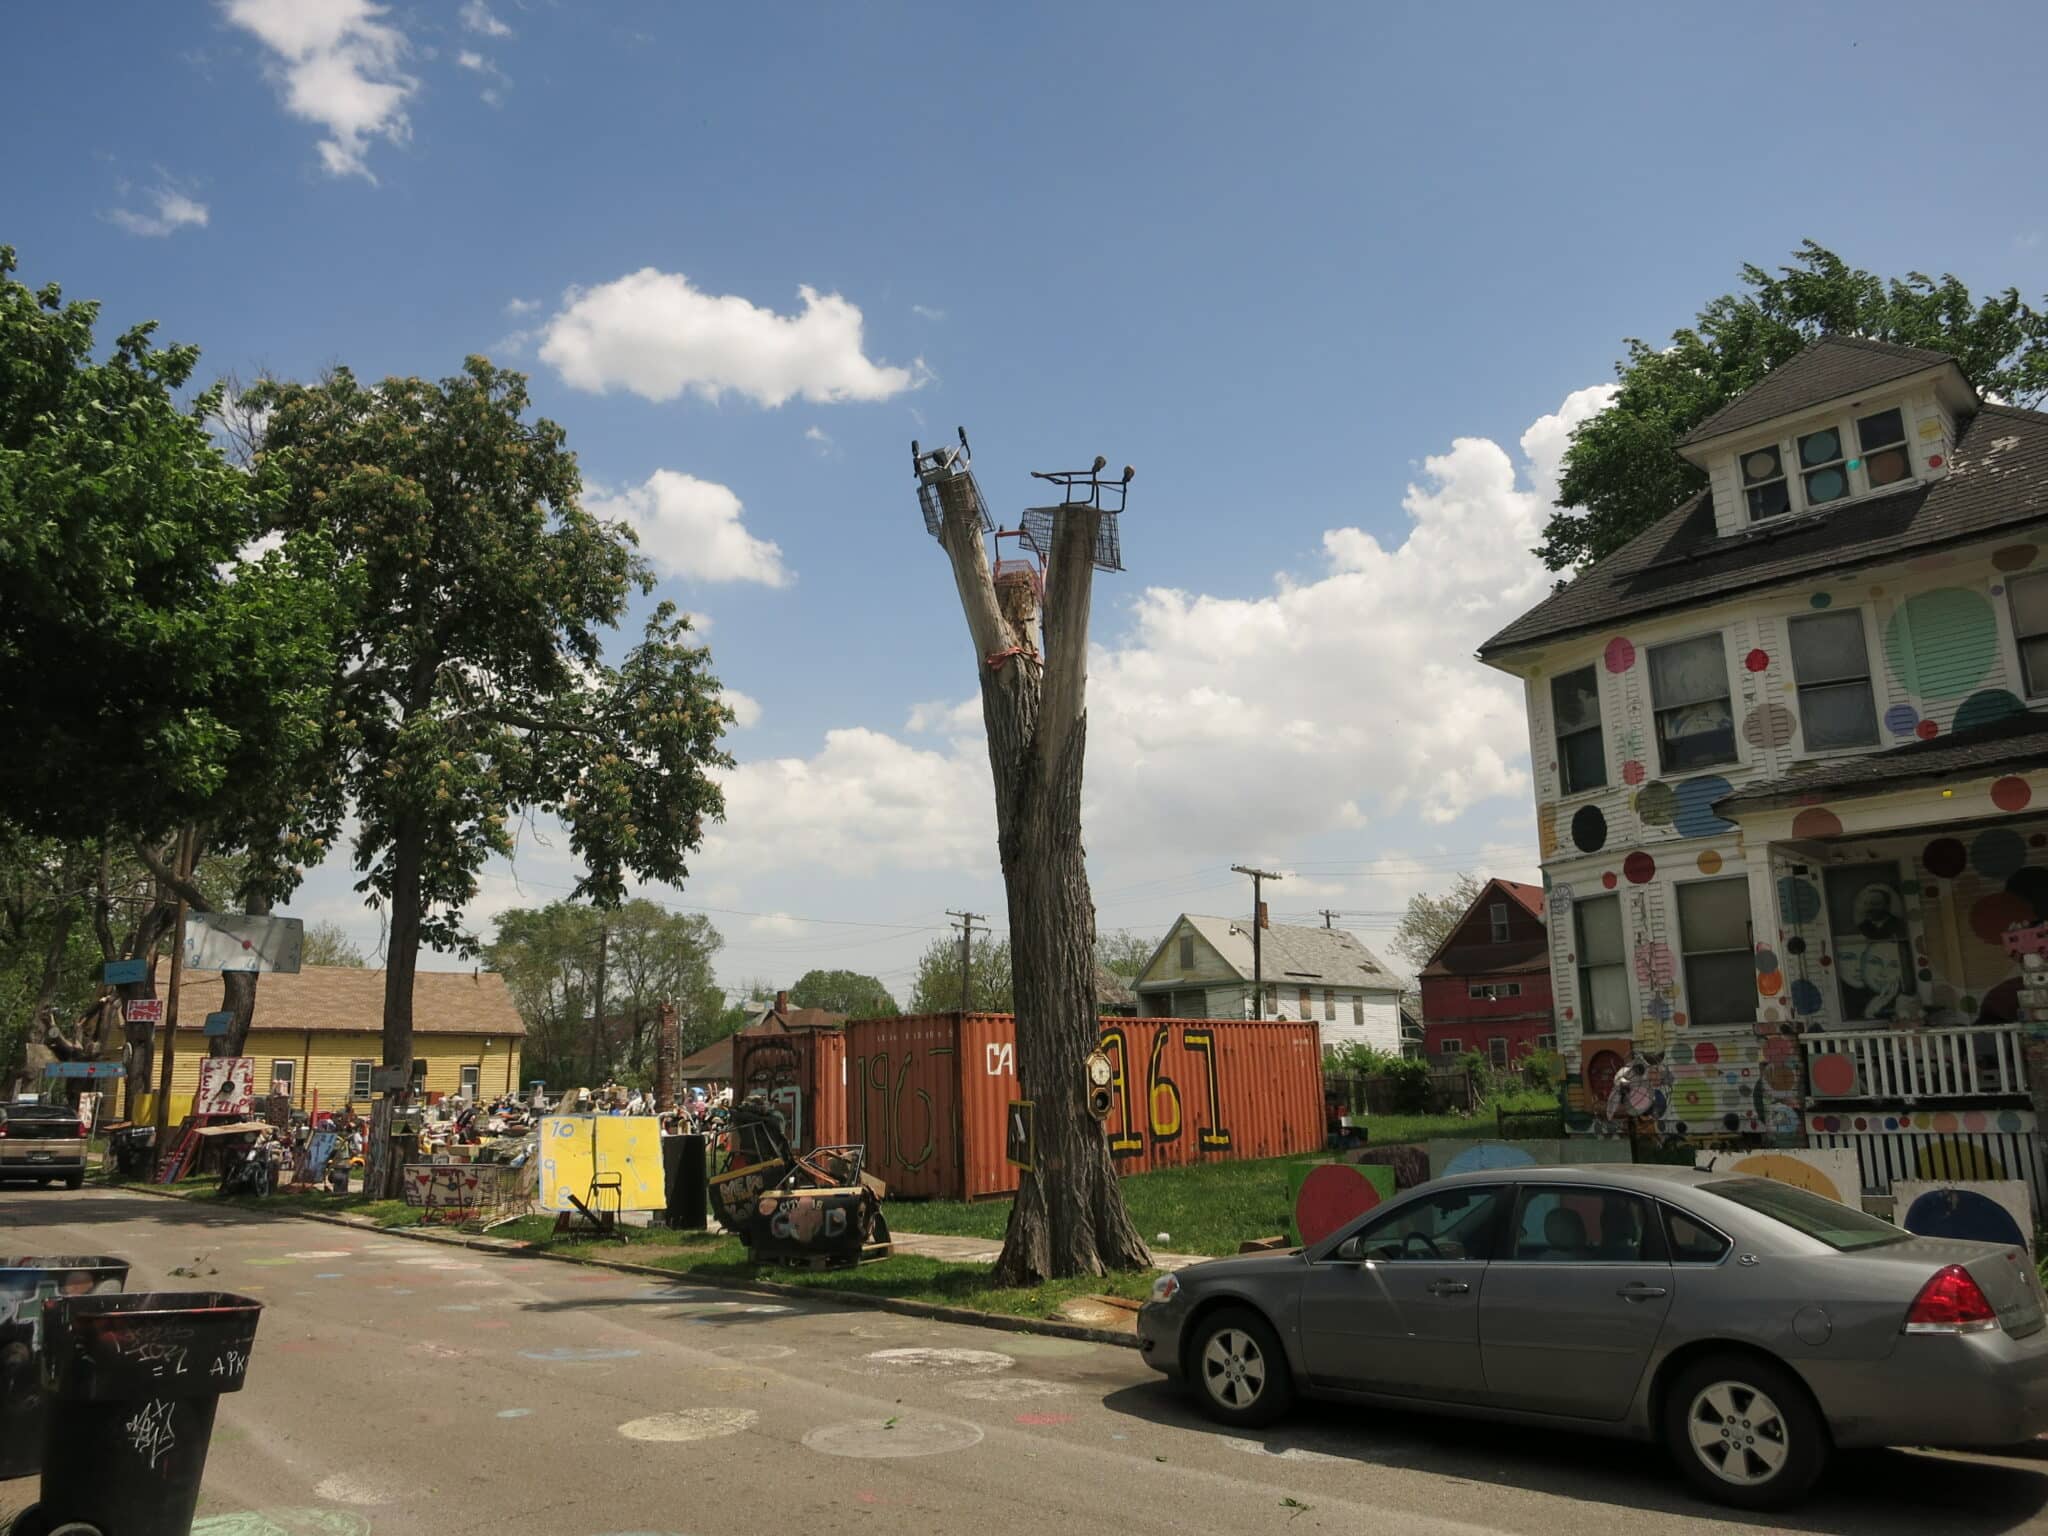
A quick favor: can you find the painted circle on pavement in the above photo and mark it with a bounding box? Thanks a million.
[618,1407,759,1442]
[947,1377,1076,1403]
[864,1347,1015,1376]
[803,1416,986,1459]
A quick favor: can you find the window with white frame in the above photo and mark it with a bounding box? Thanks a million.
[272,1059,295,1097]
[1796,423,1852,507]
[1550,666,1607,793]
[1856,408,1912,489]
[2010,571,2048,699]
[350,1059,373,1101]
[1739,403,1919,524]
[460,1063,482,1100]
[1741,443,1791,520]
[1649,635,1736,771]
[1467,981,1523,1000]
[1676,877,1756,1027]
[1788,610,1877,750]
[1573,896,1630,1034]
[1489,1038,1509,1068]
[1440,1036,1463,1056]
[1537,1033,1557,1051]
[1489,902,1511,943]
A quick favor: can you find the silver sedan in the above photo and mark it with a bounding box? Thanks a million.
[1136,1163,2048,1509]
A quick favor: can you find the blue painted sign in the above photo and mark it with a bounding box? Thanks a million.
[203,1011,234,1038]
[42,1062,125,1079]
[102,958,147,985]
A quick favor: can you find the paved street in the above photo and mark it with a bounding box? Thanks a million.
[4,1189,2047,1536]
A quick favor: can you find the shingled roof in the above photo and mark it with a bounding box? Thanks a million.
[1480,401,2048,659]
[190,964,526,1037]
[1678,336,1961,447]
[1151,916,1404,992]
[1717,708,2048,813]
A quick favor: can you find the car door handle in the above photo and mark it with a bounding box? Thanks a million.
[1427,1279,1470,1296]
[1616,1283,1669,1301]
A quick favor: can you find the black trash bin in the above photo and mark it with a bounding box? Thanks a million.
[26,1291,261,1536]
[0,1257,129,1481]
[662,1133,708,1230]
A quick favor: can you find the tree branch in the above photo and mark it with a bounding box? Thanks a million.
[133,836,211,913]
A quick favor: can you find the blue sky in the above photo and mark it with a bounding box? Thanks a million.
[8,1,2047,1000]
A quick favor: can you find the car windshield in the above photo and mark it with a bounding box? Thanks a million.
[1705,1177,1907,1252]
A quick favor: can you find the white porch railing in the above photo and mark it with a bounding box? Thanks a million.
[1802,1023,2030,1101]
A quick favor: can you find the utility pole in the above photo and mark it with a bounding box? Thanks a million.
[1231,865,1282,1019]
[1319,909,1339,930]
[946,910,985,1012]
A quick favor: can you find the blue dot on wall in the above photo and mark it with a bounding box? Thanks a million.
[1672,775,1736,837]
[1754,947,1779,974]
[1902,1189,2027,1249]
[1778,877,1822,924]
[1789,978,1824,1015]
[2000,1110,2024,1133]
[1953,688,2027,736]
[1647,994,1672,1022]
[1884,703,1920,737]
[1972,826,2028,881]
[1810,592,1832,609]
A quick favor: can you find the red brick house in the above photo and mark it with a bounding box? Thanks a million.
[1418,879,1556,1066]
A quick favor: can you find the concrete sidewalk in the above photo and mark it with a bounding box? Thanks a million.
[892,1230,1209,1271]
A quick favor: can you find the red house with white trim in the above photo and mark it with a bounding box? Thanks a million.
[1418,879,1556,1066]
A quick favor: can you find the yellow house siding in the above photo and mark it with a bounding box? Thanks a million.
[156,1029,522,1117]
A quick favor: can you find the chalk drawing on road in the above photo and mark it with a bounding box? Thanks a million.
[945,1377,1074,1403]
[496,1408,534,1419]
[802,1416,986,1459]
[285,1251,353,1260]
[312,1470,400,1505]
[709,1342,796,1363]
[520,1346,643,1362]
[862,1347,1014,1376]
[618,1406,759,1442]
[1219,1436,1350,1465]
[189,1511,373,1536]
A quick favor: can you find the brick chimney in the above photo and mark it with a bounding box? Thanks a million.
[774,990,789,1015]
[1257,901,1270,930]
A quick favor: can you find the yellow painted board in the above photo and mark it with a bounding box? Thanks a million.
[537,1115,666,1212]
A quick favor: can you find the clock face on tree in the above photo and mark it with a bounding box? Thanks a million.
[1085,1051,1114,1089]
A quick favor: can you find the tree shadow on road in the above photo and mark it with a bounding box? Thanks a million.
[1100,1382,2048,1534]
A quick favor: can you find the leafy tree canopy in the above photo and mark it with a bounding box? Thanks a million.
[909,932,1013,1014]
[300,920,367,967]
[1095,929,1157,979]
[1539,241,2048,571]
[1390,873,1484,974]
[787,968,898,1018]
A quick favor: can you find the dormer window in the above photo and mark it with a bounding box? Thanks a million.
[1739,399,1922,523]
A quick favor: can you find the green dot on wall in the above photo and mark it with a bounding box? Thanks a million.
[1885,589,1998,701]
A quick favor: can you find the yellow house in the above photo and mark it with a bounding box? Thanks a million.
[155,965,525,1117]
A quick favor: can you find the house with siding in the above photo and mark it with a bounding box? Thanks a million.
[1132,913,1405,1052]
[156,965,525,1114]
[1480,335,2048,1209]
[1418,878,1556,1066]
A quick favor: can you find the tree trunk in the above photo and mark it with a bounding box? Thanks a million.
[369,818,425,1198]
[218,891,273,1058]
[934,467,1150,1284]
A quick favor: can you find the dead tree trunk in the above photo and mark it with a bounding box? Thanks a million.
[932,457,1150,1284]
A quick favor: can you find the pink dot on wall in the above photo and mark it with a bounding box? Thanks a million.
[1791,807,1843,839]
[1992,776,2032,812]
[1603,636,1636,673]
[1745,648,1770,673]
[1623,851,1656,884]
[1916,720,1940,740]
[1601,872,1618,889]
[1622,759,1645,786]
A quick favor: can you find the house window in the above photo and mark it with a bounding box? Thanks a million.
[1537,1033,1556,1051]
[1648,634,1736,771]
[1297,987,1312,1018]
[1178,933,1194,969]
[1489,902,1511,943]
[1824,862,1910,1025]
[1676,877,1755,1027]
[349,1059,373,1101]
[1440,1036,1463,1057]
[1797,424,1851,507]
[2009,571,2048,699]
[1489,1038,1509,1068]
[1351,995,1363,1027]
[1550,666,1607,793]
[1858,408,1911,489]
[1573,895,1629,1034]
[1323,989,1336,1021]
[271,1060,295,1098]
[460,1064,482,1100]
[1741,443,1791,521]
[411,1057,428,1091]
[1789,611,1877,750]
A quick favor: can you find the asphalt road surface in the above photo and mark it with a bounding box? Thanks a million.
[5,1189,2048,1536]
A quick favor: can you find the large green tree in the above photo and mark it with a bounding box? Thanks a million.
[908,931,1013,1014]
[250,359,732,1190]
[1539,242,2048,571]
[1391,873,1484,974]
[787,968,898,1018]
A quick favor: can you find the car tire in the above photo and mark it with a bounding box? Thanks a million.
[1662,1352,1827,1510]
[1187,1306,1294,1429]
[64,1172,84,1191]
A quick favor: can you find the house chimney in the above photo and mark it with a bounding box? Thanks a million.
[775,990,789,1015]
[1257,901,1270,930]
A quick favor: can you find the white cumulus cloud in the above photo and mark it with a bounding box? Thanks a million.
[503,296,539,316]
[222,0,416,181]
[460,0,512,37]
[538,269,925,407]
[108,186,210,238]
[587,470,791,587]
[721,689,762,729]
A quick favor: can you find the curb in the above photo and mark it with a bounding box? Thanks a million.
[105,1181,1143,1350]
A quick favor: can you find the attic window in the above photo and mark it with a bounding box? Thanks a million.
[1178,934,1193,969]
[1858,408,1910,488]
[1797,426,1850,506]
[1742,444,1790,520]
[1489,903,1510,944]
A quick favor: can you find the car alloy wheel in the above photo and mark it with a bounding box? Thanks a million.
[1685,1379,1790,1488]
[1201,1327,1267,1411]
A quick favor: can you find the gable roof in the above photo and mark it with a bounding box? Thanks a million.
[1717,707,2048,813]
[1480,402,2048,659]
[1677,336,1961,448]
[676,1034,735,1080]
[1145,915,1403,992]
[194,964,525,1037]
[1418,877,1549,977]
[1495,879,1544,917]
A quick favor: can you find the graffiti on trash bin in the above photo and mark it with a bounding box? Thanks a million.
[210,1347,249,1379]
[126,1397,178,1469]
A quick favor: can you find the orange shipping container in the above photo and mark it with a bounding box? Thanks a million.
[845,1013,1324,1201]
[731,1027,847,1154]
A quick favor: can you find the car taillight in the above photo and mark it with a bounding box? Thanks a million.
[1905,1264,2000,1333]
[77,1121,89,1137]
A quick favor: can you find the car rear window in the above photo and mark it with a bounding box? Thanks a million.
[2,1104,78,1124]
[1705,1177,1906,1252]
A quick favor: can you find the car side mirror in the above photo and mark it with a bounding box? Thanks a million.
[1334,1235,1366,1263]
